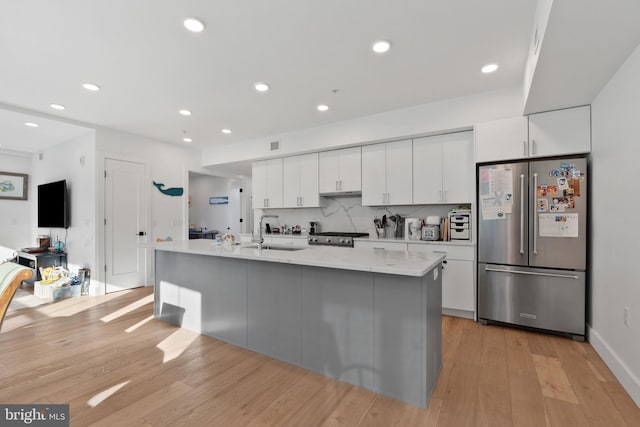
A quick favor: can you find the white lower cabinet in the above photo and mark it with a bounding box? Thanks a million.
[353,240,408,251]
[407,243,475,318]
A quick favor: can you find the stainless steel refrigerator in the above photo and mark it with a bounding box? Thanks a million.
[477,156,587,340]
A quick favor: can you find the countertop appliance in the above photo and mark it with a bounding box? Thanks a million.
[421,216,441,241]
[309,221,320,235]
[477,156,587,340]
[308,232,369,247]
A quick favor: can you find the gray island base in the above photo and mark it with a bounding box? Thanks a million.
[154,243,443,408]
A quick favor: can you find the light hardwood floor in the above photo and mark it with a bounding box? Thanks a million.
[1,287,638,426]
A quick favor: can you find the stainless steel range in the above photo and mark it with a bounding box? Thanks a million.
[308,232,369,247]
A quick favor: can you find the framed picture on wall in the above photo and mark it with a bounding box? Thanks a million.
[0,172,28,200]
[209,196,229,205]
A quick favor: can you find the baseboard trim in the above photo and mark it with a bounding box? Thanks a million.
[588,325,640,408]
[442,308,474,319]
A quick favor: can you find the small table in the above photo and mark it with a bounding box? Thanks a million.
[16,251,68,285]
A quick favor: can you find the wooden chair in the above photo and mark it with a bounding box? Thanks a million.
[0,262,33,331]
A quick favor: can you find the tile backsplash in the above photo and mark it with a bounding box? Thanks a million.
[254,196,470,237]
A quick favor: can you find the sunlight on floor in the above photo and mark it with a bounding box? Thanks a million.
[156,328,198,363]
[100,294,154,323]
[125,315,154,333]
[87,380,130,408]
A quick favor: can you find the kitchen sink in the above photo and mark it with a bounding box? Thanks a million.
[264,246,306,251]
[241,244,306,251]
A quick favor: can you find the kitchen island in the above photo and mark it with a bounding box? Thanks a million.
[153,239,444,408]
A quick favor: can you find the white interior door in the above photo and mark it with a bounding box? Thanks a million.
[105,158,147,292]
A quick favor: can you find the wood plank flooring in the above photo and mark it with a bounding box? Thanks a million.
[1,287,638,426]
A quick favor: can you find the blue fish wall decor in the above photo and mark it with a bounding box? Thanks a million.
[153,181,184,196]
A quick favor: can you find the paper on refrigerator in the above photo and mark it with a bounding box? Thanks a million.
[481,194,506,220]
[480,168,513,218]
[538,213,579,237]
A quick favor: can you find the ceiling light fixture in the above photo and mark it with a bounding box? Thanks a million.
[372,40,391,54]
[481,63,499,73]
[254,82,270,92]
[221,129,232,134]
[179,109,192,116]
[184,18,205,33]
[317,104,329,112]
[82,83,100,91]
[183,137,193,143]
[25,122,39,128]
[50,103,65,110]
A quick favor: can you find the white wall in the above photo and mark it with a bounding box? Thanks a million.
[0,150,32,250]
[591,41,640,406]
[95,127,205,293]
[30,131,96,276]
[202,87,522,166]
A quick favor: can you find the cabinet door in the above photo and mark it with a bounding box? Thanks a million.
[338,147,362,193]
[412,136,443,204]
[282,156,301,208]
[318,150,341,193]
[528,105,591,157]
[442,259,474,312]
[252,161,268,208]
[265,158,283,208]
[298,153,319,207]
[385,139,413,205]
[361,143,386,206]
[442,132,473,204]
[474,116,528,163]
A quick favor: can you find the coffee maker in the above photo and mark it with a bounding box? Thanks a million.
[309,221,320,235]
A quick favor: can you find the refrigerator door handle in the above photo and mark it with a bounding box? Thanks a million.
[533,173,538,255]
[484,266,579,280]
[520,174,525,254]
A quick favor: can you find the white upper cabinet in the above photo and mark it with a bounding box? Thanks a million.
[362,139,413,206]
[475,106,591,163]
[474,116,528,163]
[252,158,283,209]
[528,106,591,158]
[283,153,321,208]
[318,147,361,194]
[413,132,473,204]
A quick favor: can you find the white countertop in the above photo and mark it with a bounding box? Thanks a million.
[153,239,444,277]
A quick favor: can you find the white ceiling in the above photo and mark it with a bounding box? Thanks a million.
[0,0,537,152]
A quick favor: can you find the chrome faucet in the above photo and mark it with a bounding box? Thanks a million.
[252,214,279,249]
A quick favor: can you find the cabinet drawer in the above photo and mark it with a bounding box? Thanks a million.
[407,243,474,260]
[354,240,408,251]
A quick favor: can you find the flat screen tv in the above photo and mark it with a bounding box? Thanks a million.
[37,180,69,228]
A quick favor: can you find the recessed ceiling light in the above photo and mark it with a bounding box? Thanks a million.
[179,109,192,116]
[184,18,205,33]
[481,63,499,73]
[372,40,391,54]
[50,103,65,110]
[317,104,329,112]
[221,129,232,134]
[82,83,100,91]
[183,137,193,143]
[25,122,39,128]
[254,82,270,92]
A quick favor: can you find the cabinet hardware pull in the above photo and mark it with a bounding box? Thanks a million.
[533,173,538,255]
[532,139,537,155]
[520,174,525,254]
[523,140,527,157]
[485,267,579,279]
